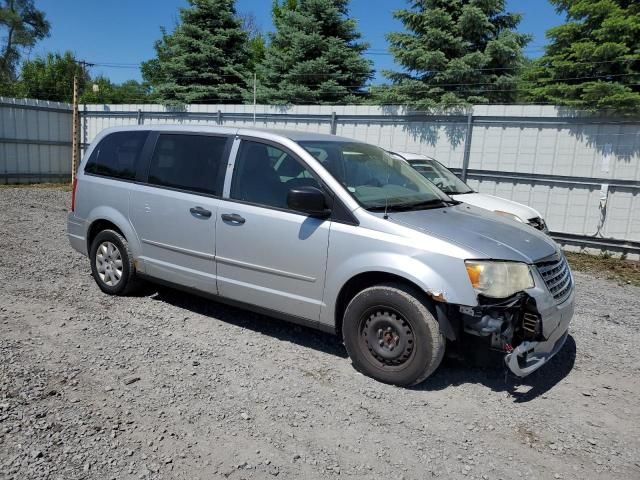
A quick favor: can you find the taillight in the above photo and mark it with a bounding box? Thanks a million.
[71,178,78,212]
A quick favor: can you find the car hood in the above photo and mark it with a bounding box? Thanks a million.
[386,204,557,263]
[450,192,542,221]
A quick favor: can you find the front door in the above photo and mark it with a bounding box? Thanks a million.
[215,139,330,321]
[129,132,230,293]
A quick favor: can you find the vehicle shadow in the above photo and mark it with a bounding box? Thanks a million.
[148,285,349,359]
[143,285,575,400]
[415,335,577,403]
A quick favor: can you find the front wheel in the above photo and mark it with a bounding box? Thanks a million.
[342,283,445,386]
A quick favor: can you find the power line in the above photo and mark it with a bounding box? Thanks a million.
[85,56,640,77]
[382,57,640,72]
[86,66,640,83]
[11,55,639,107]
[7,89,640,110]
[375,73,640,88]
[14,76,639,99]
[99,76,640,90]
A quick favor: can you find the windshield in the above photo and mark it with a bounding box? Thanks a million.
[407,159,473,195]
[298,141,452,210]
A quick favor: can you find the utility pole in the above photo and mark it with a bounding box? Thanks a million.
[461,108,474,183]
[71,60,92,184]
[253,72,257,126]
[71,73,80,184]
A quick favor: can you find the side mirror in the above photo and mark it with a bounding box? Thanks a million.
[287,186,331,218]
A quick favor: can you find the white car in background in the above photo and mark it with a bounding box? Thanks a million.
[390,152,548,233]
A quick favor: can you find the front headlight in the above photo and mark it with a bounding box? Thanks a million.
[465,261,534,298]
[494,210,525,223]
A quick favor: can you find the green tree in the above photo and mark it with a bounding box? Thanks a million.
[140,28,169,88]
[248,34,266,73]
[112,79,153,103]
[141,0,251,105]
[0,0,50,81]
[18,51,87,102]
[0,75,17,95]
[17,51,150,104]
[239,12,266,71]
[522,0,640,113]
[272,0,298,21]
[79,76,115,103]
[80,77,152,104]
[376,0,530,108]
[256,0,373,105]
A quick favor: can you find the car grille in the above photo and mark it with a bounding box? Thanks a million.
[536,254,573,304]
[528,217,547,231]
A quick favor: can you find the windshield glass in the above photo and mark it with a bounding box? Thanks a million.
[298,141,452,210]
[407,159,473,195]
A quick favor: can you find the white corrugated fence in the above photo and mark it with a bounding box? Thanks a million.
[2,99,639,254]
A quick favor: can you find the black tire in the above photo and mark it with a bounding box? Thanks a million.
[342,283,445,386]
[89,229,139,296]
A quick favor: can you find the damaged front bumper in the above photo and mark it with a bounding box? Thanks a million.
[455,283,575,377]
[504,294,573,377]
[505,329,569,377]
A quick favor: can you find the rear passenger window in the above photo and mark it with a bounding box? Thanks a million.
[85,131,148,180]
[147,134,229,195]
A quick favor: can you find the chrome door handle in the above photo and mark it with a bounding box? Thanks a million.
[190,206,212,218]
[221,213,245,225]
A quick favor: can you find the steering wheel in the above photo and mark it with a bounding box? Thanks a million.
[363,178,382,187]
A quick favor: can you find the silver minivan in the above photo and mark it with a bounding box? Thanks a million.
[68,126,575,386]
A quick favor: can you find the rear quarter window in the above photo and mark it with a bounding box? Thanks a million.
[147,134,229,195]
[84,131,149,180]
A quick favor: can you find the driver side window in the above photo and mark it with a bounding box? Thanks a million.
[230,140,321,210]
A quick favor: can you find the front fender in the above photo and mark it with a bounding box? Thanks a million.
[320,250,478,328]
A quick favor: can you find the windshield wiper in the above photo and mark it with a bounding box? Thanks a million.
[405,199,460,209]
[368,198,459,212]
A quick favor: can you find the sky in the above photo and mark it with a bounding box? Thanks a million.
[31,0,565,85]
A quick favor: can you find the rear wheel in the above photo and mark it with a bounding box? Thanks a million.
[342,283,445,386]
[89,229,139,295]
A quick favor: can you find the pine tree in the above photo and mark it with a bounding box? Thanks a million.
[141,0,251,104]
[521,0,640,113]
[256,0,373,105]
[377,0,530,108]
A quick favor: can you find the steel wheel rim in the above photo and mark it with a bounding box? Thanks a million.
[95,241,123,287]
[359,307,415,369]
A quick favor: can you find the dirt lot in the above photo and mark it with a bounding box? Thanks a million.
[1,187,639,480]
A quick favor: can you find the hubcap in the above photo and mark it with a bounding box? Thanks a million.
[361,309,415,367]
[95,241,123,287]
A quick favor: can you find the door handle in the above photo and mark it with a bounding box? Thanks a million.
[221,213,246,225]
[190,206,212,218]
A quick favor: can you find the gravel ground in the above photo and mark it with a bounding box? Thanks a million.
[1,187,639,480]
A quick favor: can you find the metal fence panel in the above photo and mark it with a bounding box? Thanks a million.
[1,99,638,252]
[1,97,72,183]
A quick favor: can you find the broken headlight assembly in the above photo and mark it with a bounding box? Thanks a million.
[465,261,534,299]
